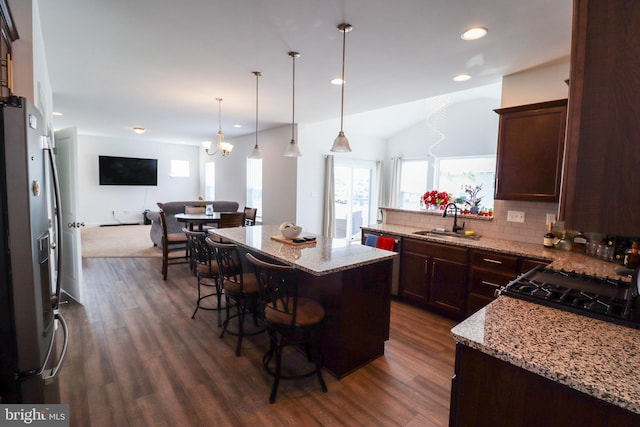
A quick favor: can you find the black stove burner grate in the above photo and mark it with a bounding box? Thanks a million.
[500,266,640,329]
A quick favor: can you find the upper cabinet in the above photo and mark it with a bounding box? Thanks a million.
[561,0,640,236]
[0,0,18,98]
[494,99,567,202]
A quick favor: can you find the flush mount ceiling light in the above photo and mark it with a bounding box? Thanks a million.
[248,71,263,159]
[284,51,302,157]
[461,26,488,41]
[203,97,233,156]
[52,111,63,116]
[453,74,472,82]
[132,127,146,134]
[330,23,353,153]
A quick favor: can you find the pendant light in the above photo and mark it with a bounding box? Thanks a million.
[204,97,233,156]
[284,51,302,157]
[248,71,263,159]
[330,23,353,153]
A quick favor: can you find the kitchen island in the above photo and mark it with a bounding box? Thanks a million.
[209,224,397,378]
[449,296,640,426]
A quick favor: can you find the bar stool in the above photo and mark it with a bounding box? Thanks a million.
[183,229,224,326]
[206,238,263,356]
[246,253,328,403]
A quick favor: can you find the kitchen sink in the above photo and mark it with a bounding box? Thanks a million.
[413,229,481,240]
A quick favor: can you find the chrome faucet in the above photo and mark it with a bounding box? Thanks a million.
[442,203,465,233]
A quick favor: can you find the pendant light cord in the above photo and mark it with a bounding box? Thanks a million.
[217,97,223,134]
[292,53,296,140]
[255,73,259,148]
[339,26,346,133]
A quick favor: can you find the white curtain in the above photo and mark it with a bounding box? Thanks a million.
[388,157,401,208]
[374,160,383,223]
[322,155,336,237]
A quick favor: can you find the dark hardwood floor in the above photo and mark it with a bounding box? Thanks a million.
[58,257,457,426]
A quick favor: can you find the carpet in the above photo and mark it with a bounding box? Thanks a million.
[81,224,162,258]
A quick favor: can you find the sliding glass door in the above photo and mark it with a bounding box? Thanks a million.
[334,160,375,239]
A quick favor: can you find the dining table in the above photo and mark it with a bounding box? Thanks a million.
[175,212,221,231]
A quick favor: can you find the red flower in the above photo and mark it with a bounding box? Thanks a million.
[422,190,451,207]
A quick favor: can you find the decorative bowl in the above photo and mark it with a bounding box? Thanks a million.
[279,222,303,239]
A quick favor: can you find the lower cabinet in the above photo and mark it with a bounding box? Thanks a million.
[467,250,520,316]
[400,238,468,320]
[399,237,550,319]
[449,344,640,427]
[467,250,549,317]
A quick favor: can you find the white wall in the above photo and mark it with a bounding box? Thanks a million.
[77,135,200,226]
[500,58,570,107]
[209,124,296,225]
[297,118,388,234]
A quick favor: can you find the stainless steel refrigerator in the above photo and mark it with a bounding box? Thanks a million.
[0,96,68,403]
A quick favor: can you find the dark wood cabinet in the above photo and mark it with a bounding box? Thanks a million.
[0,0,18,98]
[400,238,468,320]
[466,251,549,316]
[466,250,519,316]
[561,0,640,236]
[449,344,640,427]
[494,99,567,202]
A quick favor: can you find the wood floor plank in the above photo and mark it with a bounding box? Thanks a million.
[59,257,457,426]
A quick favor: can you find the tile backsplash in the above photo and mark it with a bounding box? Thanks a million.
[381,200,560,245]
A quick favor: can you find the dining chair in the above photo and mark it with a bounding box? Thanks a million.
[206,238,263,356]
[159,210,189,280]
[246,253,328,403]
[218,212,245,228]
[183,229,224,326]
[185,206,205,214]
[243,207,258,226]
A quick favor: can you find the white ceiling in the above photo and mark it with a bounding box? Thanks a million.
[36,0,572,145]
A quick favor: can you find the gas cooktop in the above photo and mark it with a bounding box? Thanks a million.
[497,266,640,329]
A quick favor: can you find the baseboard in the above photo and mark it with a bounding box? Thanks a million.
[100,222,142,227]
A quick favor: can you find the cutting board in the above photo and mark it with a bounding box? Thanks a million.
[270,235,317,246]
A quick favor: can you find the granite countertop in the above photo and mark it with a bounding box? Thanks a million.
[451,296,640,414]
[209,224,397,276]
[361,223,629,281]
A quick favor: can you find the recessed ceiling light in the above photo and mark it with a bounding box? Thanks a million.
[330,78,345,85]
[453,74,472,82]
[52,111,63,116]
[132,127,146,134]
[461,27,488,41]
[233,124,242,128]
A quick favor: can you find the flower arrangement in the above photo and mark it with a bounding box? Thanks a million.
[422,190,451,209]
[463,184,483,208]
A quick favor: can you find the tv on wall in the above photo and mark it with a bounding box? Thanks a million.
[99,155,158,186]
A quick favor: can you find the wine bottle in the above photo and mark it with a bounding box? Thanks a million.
[543,222,555,248]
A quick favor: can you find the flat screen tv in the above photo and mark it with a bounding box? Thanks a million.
[99,155,158,186]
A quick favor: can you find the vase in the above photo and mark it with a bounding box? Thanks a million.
[470,206,479,214]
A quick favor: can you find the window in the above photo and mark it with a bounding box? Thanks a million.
[438,156,496,211]
[170,160,190,177]
[399,159,429,210]
[398,156,496,212]
[246,158,262,222]
[204,162,215,200]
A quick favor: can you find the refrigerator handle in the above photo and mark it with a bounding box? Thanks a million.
[43,312,69,385]
[45,139,63,309]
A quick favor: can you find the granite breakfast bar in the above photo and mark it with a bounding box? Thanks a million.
[449,296,640,426]
[209,224,397,379]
